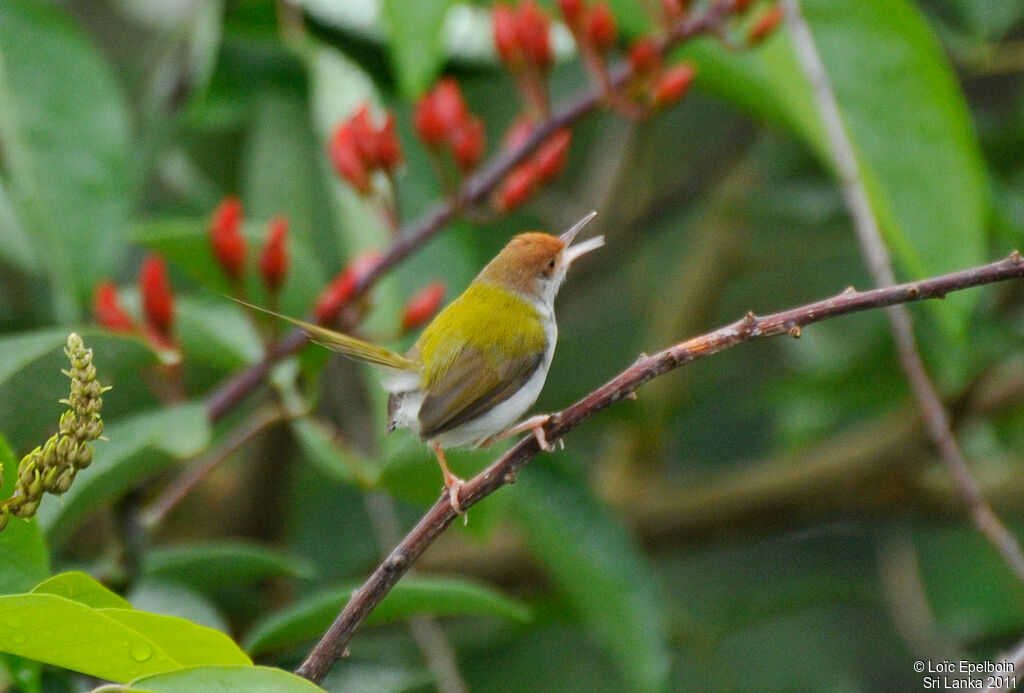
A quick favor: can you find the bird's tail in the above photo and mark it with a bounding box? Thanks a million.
[228,297,416,372]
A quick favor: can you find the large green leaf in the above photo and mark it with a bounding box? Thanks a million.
[37,402,211,545]
[130,665,325,692]
[143,540,315,593]
[0,0,132,318]
[682,0,989,339]
[381,0,454,97]
[514,466,670,693]
[0,573,250,684]
[0,434,48,596]
[244,576,531,655]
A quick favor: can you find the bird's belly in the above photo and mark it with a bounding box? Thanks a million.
[385,355,550,449]
[430,359,549,448]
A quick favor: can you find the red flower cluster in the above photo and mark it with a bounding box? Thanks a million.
[208,197,292,294]
[493,117,572,212]
[558,0,617,53]
[93,254,177,352]
[493,1,553,72]
[627,38,697,109]
[414,79,486,174]
[329,104,403,194]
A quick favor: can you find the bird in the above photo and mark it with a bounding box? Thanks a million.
[237,211,602,512]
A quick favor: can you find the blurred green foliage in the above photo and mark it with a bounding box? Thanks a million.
[2,0,1024,691]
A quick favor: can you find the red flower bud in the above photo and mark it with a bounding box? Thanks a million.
[748,5,784,45]
[374,113,403,172]
[493,5,522,67]
[587,4,617,52]
[517,1,552,70]
[557,0,586,30]
[660,0,685,21]
[652,63,696,107]
[414,93,447,148]
[450,116,486,173]
[92,281,136,333]
[432,78,469,137]
[534,129,572,183]
[402,282,446,332]
[314,251,381,324]
[139,254,174,337]
[628,38,660,74]
[329,123,372,194]
[494,163,538,212]
[259,216,290,292]
[349,104,378,163]
[209,196,246,280]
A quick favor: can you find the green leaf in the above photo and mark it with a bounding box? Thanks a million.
[0,434,48,595]
[244,576,531,655]
[0,577,250,683]
[31,571,130,609]
[143,541,315,593]
[514,466,670,693]
[290,416,374,486]
[381,0,454,97]
[130,665,325,692]
[0,0,132,318]
[683,0,989,339]
[37,402,211,546]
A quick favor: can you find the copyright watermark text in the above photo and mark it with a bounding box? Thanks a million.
[914,660,1015,689]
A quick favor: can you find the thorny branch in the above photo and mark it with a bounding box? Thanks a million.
[204,0,734,423]
[295,251,1024,685]
[783,0,1024,581]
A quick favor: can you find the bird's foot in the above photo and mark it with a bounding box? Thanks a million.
[499,414,556,452]
[444,474,467,520]
[433,442,468,521]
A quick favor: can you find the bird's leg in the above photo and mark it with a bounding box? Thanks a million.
[489,414,557,452]
[432,442,465,515]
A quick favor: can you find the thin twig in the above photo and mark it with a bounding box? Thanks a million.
[295,251,1024,684]
[783,0,1024,581]
[363,493,468,693]
[139,405,285,530]
[204,1,735,423]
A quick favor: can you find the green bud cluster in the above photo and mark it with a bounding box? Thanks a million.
[0,334,109,532]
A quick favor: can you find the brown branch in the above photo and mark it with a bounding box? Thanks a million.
[294,251,1024,684]
[204,1,735,423]
[783,0,1024,581]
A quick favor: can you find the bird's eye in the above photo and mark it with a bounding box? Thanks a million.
[547,258,556,269]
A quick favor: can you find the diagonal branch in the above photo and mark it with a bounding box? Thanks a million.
[783,0,1024,581]
[204,1,735,423]
[295,251,1024,685]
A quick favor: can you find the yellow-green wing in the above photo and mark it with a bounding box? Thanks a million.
[418,345,543,440]
[227,297,415,371]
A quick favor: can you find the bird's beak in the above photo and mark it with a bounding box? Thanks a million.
[561,210,604,265]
